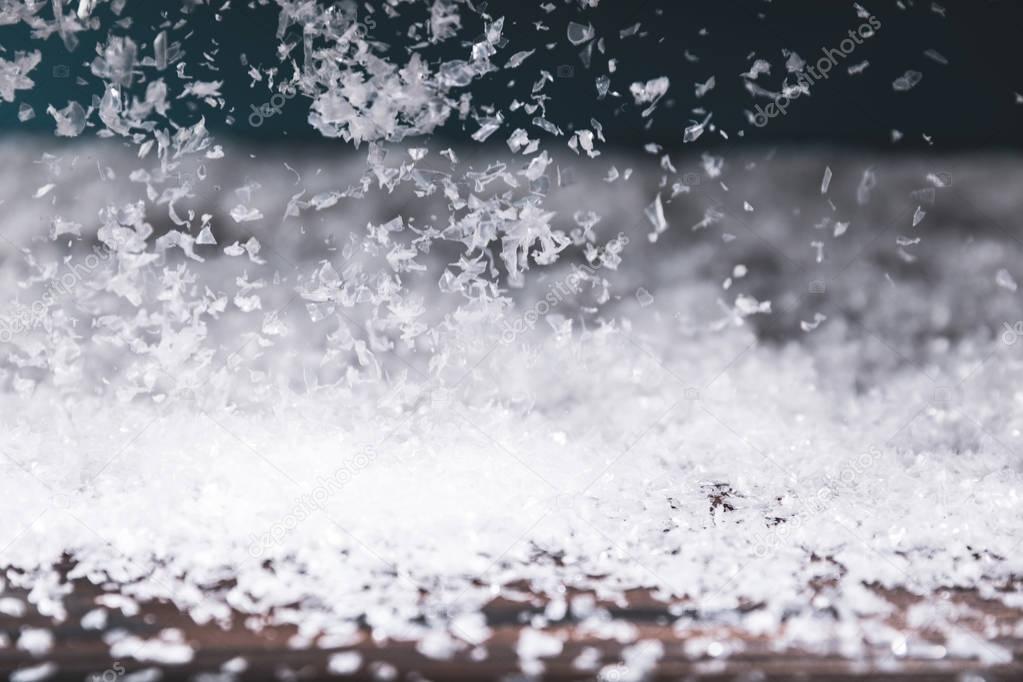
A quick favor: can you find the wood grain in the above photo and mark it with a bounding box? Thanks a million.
[2,567,1021,681]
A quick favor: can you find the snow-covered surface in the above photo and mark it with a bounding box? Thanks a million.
[1,142,1021,672]
[0,0,1020,675]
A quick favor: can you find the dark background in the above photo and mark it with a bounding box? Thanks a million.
[0,0,1021,151]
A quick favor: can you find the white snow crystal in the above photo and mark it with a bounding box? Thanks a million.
[230,205,264,223]
[0,51,41,102]
[326,651,362,674]
[996,268,1018,292]
[893,70,923,91]
[629,77,669,106]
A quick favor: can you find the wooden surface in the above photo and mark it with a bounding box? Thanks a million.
[2,567,1022,681]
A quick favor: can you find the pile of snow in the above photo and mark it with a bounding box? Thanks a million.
[0,0,1019,676]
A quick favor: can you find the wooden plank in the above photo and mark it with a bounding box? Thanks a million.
[1,572,1021,680]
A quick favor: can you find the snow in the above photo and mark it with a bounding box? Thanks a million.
[0,0,1018,674]
[0,206,1020,660]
